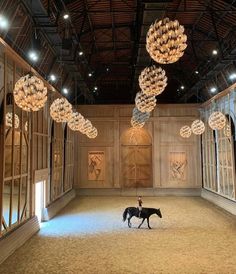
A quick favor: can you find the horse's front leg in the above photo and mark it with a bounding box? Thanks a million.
[138,218,145,229]
[147,217,151,229]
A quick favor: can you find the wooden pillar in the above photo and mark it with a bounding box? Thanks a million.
[113,107,120,188]
[0,52,7,236]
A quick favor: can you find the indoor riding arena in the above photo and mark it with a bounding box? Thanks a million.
[0,1,236,274]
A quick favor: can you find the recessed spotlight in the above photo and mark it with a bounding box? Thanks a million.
[210,87,217,93]
[212,49,218,55]
[229,73,236,80]
[88,73,92,77]
[63,14,69,19]
[0,14,8,29]
[195,70,199,74]
[63,88,68,94]
[50,74,56,81]
[106,67,109,72]
[180,85,185,90]
[94,86,98,91]
[79,51,83,56]
[28,50,38,62]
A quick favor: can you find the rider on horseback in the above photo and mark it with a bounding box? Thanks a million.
[137,196,142,218]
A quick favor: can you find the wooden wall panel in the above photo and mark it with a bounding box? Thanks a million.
[78,121,114,145]
[78,147,114,188]
[0,39,76,239]
[74,104,202,190]
[78,105,115,117]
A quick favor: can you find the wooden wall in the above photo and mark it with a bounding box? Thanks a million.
[75,104,202,191]
[0,38,76,238]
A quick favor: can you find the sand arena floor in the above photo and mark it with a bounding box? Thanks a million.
[0,196,236,274]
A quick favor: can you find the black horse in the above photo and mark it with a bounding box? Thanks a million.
[123,207,162,229]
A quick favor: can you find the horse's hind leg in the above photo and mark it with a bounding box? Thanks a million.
[138,218,145,229]
[147,218,151,229]
[128,217,132,228]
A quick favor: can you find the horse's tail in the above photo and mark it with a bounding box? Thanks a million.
[123,208,129,222]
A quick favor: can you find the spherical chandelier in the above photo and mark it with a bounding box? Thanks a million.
[135,91,156,113]
[139,65,167,96]
[5,112,19,129]
[68,112,85,131]
[180,125,191,138]
[13,74,47,112]
[80,119,93,134]
[208,111,226,130]
[131,107,150,128]
[191,119,205,135]
[50,98,72,123]
[146,17,187,64]
[86,127,98,138]
[133,107,150,123]
[131,117,145,129]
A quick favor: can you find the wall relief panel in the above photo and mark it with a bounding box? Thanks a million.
[88,151,105,181]
[169,152,187,181]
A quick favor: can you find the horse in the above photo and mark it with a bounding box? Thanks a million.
[123,207,162,229]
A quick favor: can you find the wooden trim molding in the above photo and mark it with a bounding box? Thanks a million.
[201,189,236,215]
[0,216,39,264]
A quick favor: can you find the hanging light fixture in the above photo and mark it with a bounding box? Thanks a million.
[135,91,156,113]
[13,74,47,112]
[86,127,98,138]
[50,98,73,123]
[208,111,226,130]
[131,117,145,129]
[223,123,231,138]
[180,125,192,138]
[133,107,150,122]
[80,119,93,134]
[68,112,85,131]
[139,65,167,96]
[191,119,205,135]
[146,17,187,64]
[5,112,19,129]
[131,107,150,128]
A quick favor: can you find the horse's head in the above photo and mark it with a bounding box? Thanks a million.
[156,208,162,218]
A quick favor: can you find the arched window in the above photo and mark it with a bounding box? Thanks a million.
[217,114,235,199]
[63,125,74,192]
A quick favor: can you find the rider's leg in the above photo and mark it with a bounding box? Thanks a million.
[138,206,142,218]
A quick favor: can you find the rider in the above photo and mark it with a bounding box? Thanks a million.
[137,196,143,218]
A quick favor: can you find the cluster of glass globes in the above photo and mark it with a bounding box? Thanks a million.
[68,112,97,139]
[146,17,187,64]
[139,65,167,96]
[208,111,226,130]
[12,72,98,139]
[180,111,227,138]
[50,98,73,123]
[130,107,150,129]
[13,74,47,112]
[135,91,156,113]
[132,17,187,128]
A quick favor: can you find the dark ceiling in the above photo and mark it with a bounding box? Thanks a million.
[1,0,236,104]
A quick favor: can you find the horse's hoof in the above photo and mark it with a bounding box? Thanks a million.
[148,227,152,229]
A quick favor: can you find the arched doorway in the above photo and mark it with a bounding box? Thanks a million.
[120,127,152,188]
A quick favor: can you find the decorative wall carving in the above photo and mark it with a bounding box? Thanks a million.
[169,152,187,181]
[88,151,105,180]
